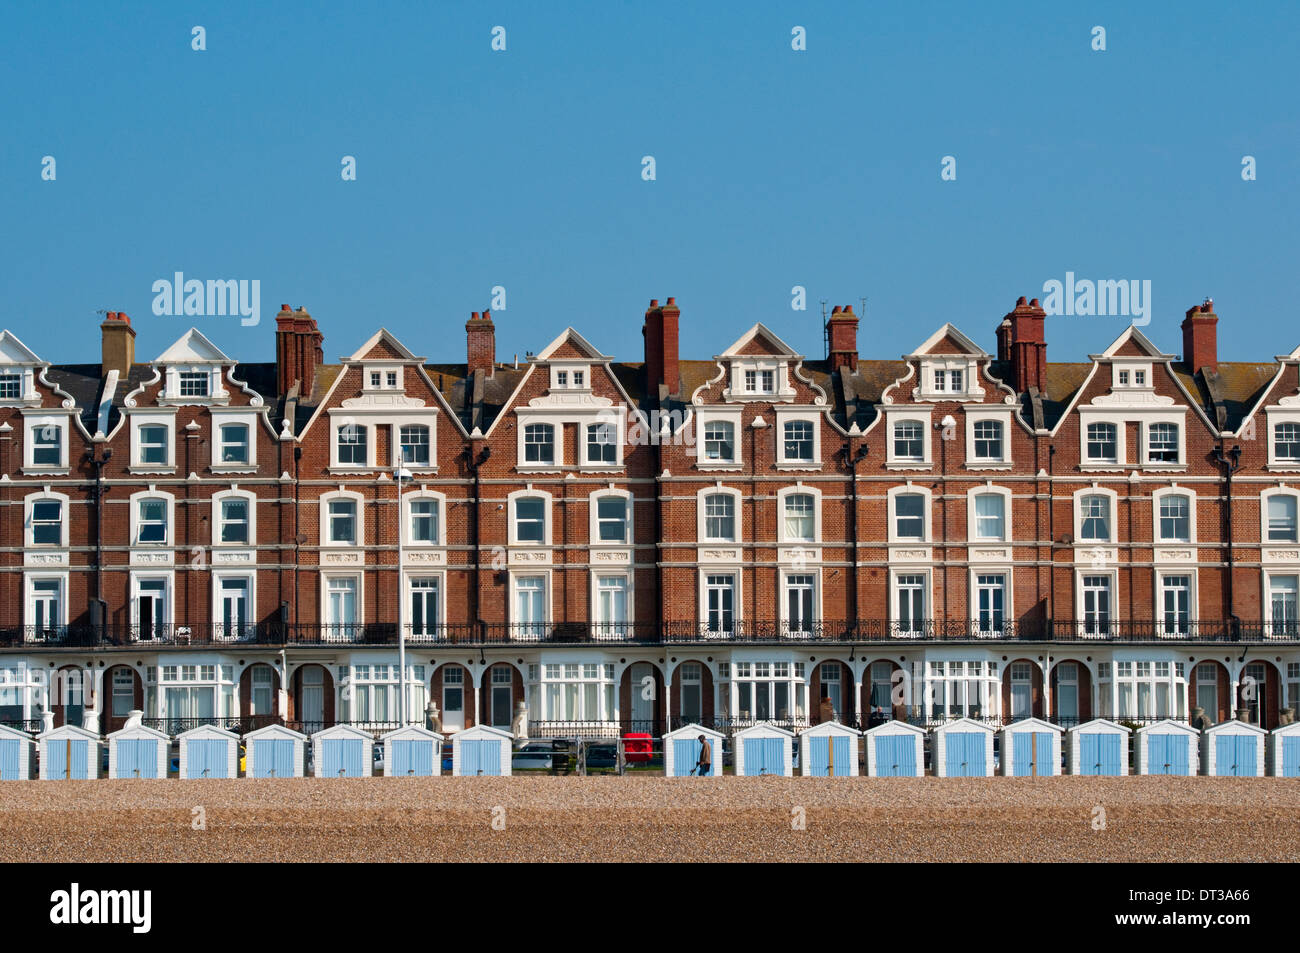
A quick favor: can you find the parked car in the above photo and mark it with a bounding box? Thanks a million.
[512,742,553,771]
[585,743,618,770]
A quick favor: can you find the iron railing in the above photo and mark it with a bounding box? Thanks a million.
[4,618,1295,648]
[525,719,658,740]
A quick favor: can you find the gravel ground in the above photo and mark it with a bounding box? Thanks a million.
[3,776,1299,862]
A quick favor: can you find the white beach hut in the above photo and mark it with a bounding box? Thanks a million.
[1135,719,1199,776]
[1200,719,1266,777]
[799,721,860,777]
[1268,721,1300,777]
[0,724,36,780]
[663,723,724,777]
[382,724,444,777]
[312,723,373,778]
[863,720,926,777]
[38,723,99,780]
[734,722,795,777]
[451,723,512,776]
[998,717,1063,777]
[243,723,307,778]
[931,718,995,777]
[1065,719,1131,776]
[177,724,240,779]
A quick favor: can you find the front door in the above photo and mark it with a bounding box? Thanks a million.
[442,667,465,731]
[490,667,512,728]
[299,666,324,730]
[630,662,653,727]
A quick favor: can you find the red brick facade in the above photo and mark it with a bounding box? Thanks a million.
[2,295,1299,737]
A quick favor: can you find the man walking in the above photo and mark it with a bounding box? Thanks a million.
[695,733,712,776]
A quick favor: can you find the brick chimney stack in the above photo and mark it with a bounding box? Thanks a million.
[1182,299,1219,376]
[996,317,1012,364]
[100,311,136,377]
[466,310,496,377]
[827,304,859,372]
[1004,295,1047,394]
[643,296,680,399]
[275,305,324,399]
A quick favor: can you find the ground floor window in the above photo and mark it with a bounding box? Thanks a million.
[1056,662,1080,723]
[111,668,135,717]
[1097,660,1186,721]
[0,664,47,723]
[339,663,426,725]
[720,661,806,724]
[924,660,998,721]
[531,663,616,722]
[679,662,703,723]
[146,664,237,727]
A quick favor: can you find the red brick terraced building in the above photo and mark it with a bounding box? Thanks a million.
[2,297,1299,741]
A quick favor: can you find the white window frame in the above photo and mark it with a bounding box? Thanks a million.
[23,414,70,472]
[774,410,822,467]
[1262,487,1300,544]
[581,416,625,468]
[212,488,257,547]
[1082,420,1121,466]
[1267,409,1300,470]
[694,409,743,468]
[884,409,933,468]
[779,570,820,635]
[321,573,363,632]
[404,490,446,547]
[510,573,551,630]
[890,570,930,636]
[549,364,591,391]
[406,572,445,636]
[210,414,256,471]
[1152,485,1196,544]
[508,488,553,546]
[1156,571,1196,637]
[129,413,176,472]
[362,365,404,392]
[1075,569,1119,635]
[915,359,979,401]
[591,572,632,638]
[777,484,821,544]
[726,361,792,401]
[589,488,632,545]
[212,572,256,636]
[1074,487,1119,544]
[319,490,364,547]
[698,571,742,634]
[965,409,1013,467]
[697,486,742,543]
[969,570,1011,636]
[129,490,176,547]
[887,484,932,544]
[331,419,373,469]
[396,423,433,469]
[25,572,69,630]
[520,421,558,468]
[966,485,1011,542]
[25,490,70,548]
[129,572,174,631]
[1141,420,1185,468]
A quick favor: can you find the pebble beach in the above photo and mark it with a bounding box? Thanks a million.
[3,776,1299,863]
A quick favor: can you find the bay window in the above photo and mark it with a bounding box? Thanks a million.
[926,660,997,721]
[730,661,804,725]
[535,663,617,723]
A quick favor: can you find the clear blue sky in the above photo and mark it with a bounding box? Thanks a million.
[1,1,1296,371]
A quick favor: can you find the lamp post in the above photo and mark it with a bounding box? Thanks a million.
[395,466,413,726]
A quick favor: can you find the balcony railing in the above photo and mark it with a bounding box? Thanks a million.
[4,619,1295,649]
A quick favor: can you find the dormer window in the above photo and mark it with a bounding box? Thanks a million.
[179,372,209,398]
[934,369,963,393]
[1135,370,1146,386]
[1118,371,1130,386]
[387,371,398,388]
[370,372,381,387]
[549,365,590,391]
[744,369,775,394]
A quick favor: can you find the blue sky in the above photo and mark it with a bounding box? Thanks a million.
[1,1,1296,370]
